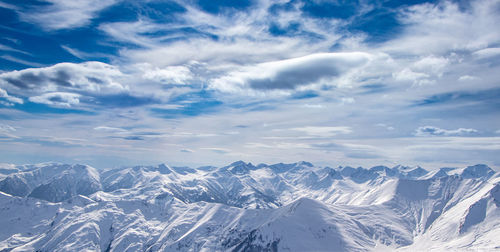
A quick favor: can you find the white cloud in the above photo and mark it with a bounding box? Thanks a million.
[61,45,113,60]
[101,1,343,69]
[0,61,199,108]
[18,0,118,30]
[0,61,126,94]
[0,55,45,68]
[382,0,500,55]
[245,142,311,150]
[301,104,324,109]
[472,47,500,59]
[376,124,395,131]
[0,124,16,133]
[122,36,321,69]
[392,68,430,85]
[0,1,18,10]
[99,19,164,48]
[291,126,352,137]
[406,137,500,151]
[29,92,80,107]
[0,123,17,139]
[341,97,355,105]
[415,126,478,137]
[0,44,31,55]
[458,75,479,81]
[392,55,448,86]
[200,147,231,154]
[412,56,448,77]
[139,63,194,85]
[0,87,23,106]
[209,52,371,92]
[94,126,128,134]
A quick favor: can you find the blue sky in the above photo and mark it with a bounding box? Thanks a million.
[0,0,500,169]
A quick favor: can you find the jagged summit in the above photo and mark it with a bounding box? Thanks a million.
[157,163,173,174]
[224,160,256,175]
[461,164,495,179]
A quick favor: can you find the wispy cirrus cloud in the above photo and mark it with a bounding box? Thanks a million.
[0,123,15,133]
[0,44,31,55]
[381,0,500,55]
[16,0,119,30]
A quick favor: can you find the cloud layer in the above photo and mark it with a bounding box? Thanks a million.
[0,0,499,168]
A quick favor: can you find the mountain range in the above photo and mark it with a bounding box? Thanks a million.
[0,161,498,251]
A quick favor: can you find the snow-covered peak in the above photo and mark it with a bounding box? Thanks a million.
[401,166,429,179]
[461,164,495,179]
[421,167,456,179]
[229,160,248,167]
[155,163,171,174]
[223,161,256,175]
[297,161,314,167]
[0,163,101,200]
[27,164,102,202]
[171,166,197,175]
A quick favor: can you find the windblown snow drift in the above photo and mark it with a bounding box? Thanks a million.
[0,161,499,251]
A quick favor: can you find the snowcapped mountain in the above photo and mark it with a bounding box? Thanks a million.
[0,161,498,251]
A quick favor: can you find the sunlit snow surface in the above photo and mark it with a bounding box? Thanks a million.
[0,161,499,251]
